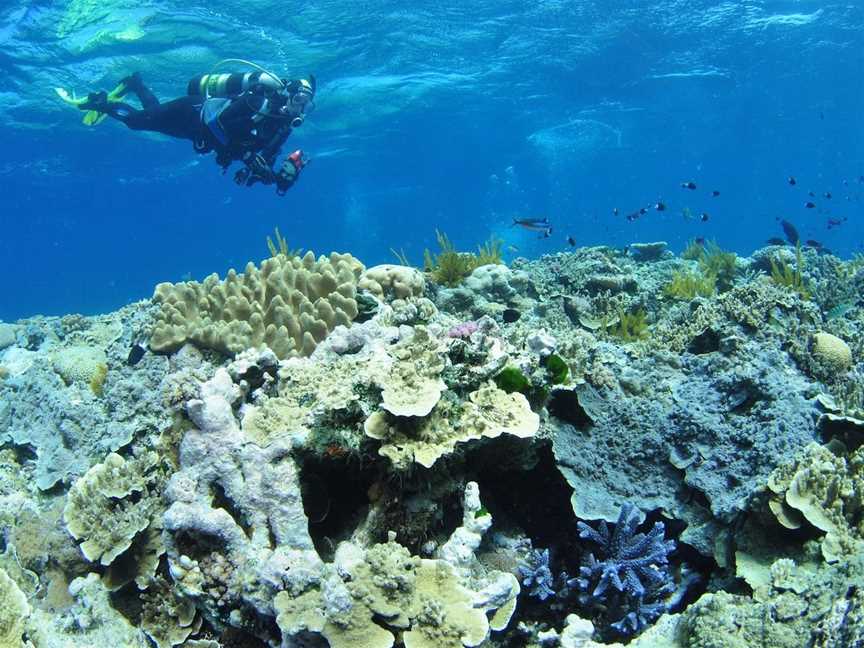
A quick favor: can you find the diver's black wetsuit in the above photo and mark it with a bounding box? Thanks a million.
[99,80,295,185]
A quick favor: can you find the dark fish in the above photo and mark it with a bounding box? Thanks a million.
[808,191,815,197]
[711,190,720,197]
[613,208,619,216]
[513,217,549,227]
[780,219,800,244]
[639,207,648,215]
[827,218,846,229]
[823,191,832,199]
[766,237,787,246]
[804,201,816,209]
[566,236,576,246]
[681,181,697,190]
[695,237,706,246]
[804,239,823,249]
[127,343,146,366]
[626,211,639,222]
[654,202,666,211]
[788,176,797,185]
[502,308,521,323]
[700,212,709,222]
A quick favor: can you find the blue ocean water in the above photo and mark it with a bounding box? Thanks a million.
[0,1,862,321]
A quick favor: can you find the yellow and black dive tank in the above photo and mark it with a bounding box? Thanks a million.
[187,71,283,98]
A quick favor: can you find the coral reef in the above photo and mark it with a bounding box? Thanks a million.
[2,241,864,647]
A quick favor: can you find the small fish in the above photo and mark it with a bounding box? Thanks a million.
[700,212,709,222]
[694,237,706,246]
[566,236,576,246]
[766,237,786,246]
[711,190,720,197]
[827,217,847,229]
[808,191,815,198]
[127,343,146,366]
[613,207,619,216]
[804,239,823,249]
[626,211,640,222]
[788,176,797,185]
[513,217,549,227]
[804,201,816,209]
[780,219,800,245]
[654,202,666,211]
[506,245,519,254]
[823,191,832,199]
[513,217,552,237]
[682,207,693,220]
[681,181,697,190]
[639,207,648,215]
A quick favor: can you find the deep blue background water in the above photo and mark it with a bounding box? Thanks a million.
[1,1,862,320]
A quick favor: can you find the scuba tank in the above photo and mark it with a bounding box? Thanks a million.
[187,71,283,98]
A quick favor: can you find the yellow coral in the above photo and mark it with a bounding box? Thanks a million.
[811,332,852,372]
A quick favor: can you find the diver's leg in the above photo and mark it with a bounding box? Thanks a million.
[121,96,202,140]
[120,72,160,110]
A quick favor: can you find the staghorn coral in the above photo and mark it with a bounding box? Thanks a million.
[574,503,676,637]
[150,251,364,359]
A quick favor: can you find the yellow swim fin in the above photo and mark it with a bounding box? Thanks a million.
[55,79,131,126]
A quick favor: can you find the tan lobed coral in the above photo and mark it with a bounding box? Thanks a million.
[359,264,426,301]
[767,442,864,563]
[365,383,539,469]
[377,327,447,417]
[150,251,364,359]
[0,567,30,648]
[275,537,490,648]
[63,452,163,568]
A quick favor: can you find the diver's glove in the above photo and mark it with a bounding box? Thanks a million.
[275,149,309,196]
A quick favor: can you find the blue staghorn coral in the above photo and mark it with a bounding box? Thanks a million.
[572,502,676,636]
[517,548,557,600]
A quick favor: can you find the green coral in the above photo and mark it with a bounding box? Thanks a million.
[606,308,649,342]
[423,231,502,287]
[770,243,810,300]
[266,226,303,258]
[699,241,737,291]
[681,238,706,261]
[664,269,716,300]
[493,366,530,394]
[543,354,569,385]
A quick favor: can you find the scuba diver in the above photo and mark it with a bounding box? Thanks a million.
[56,62,314,195]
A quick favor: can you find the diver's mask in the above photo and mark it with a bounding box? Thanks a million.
[280,77,316,127]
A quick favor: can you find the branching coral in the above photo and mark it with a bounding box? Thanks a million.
[574,503,676,637]
[518,548,557,601]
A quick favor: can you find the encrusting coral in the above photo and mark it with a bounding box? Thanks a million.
[63,451,164,568]
[0,567,30,648]
[150,251,364,359]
